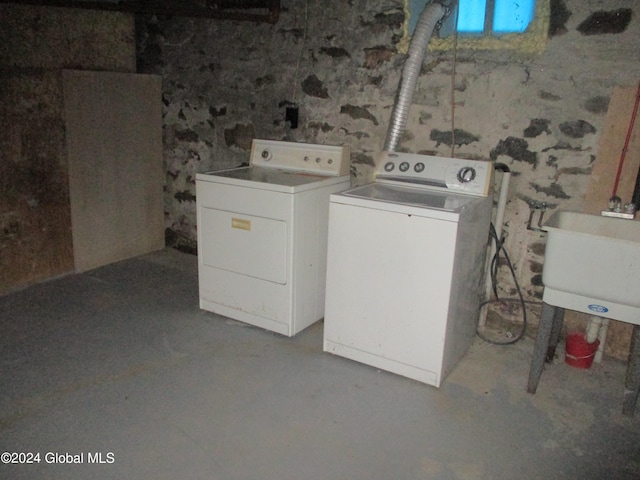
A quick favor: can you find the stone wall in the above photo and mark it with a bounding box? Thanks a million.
[136,0,640,355]
[2,1,632,353]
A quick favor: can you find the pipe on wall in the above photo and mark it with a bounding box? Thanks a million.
[479,164,511,328]
[630,81,640,208]
[384,1,449,152]
[612,79,640,203]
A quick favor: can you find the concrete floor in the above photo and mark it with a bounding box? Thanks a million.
[1,248,639,480]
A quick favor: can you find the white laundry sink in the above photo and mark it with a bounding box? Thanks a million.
[541,210,640,325]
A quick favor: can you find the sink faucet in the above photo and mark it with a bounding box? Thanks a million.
[602,195,637,219]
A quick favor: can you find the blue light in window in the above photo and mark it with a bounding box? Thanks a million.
[493,0,535,33]
[457,0,487,33]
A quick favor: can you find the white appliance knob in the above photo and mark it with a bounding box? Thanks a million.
[457,167,476,183]
[399,162,410,172]
[384,162,395,172]
[261,149,272,161]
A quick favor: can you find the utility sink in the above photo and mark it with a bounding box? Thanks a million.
[542,210,640,325]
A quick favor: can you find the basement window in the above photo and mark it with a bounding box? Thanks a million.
[457,0,536,35]
[402,0,549,54]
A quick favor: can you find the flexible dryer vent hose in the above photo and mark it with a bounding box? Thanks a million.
[384,2,448,152]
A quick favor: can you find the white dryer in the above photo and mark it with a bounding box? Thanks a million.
[196,139,350,337]
[323,151,493,387]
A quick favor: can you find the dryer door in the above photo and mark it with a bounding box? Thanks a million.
[200,207,288,284]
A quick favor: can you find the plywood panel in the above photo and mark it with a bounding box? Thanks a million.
[584,85,640,214]
[64,70,163,272]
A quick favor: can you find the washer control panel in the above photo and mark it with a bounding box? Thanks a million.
[376,151,493,196]
[250,139,350,176]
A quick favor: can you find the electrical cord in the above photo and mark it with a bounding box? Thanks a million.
[450,2,459,157]
[290,0,309,105]
[476,222,529,345]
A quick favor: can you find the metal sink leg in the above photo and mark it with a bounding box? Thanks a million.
[622,324,640,416]
[527,302,564,394]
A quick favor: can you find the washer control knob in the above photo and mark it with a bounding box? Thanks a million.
[384,162,395,172]
[414,162,425,173]
[399,161,410,172]
[261,149,272,161]
[457,167,476,183]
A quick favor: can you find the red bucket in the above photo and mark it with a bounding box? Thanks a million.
[565,332,599,369]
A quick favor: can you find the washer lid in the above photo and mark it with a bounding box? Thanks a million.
[339,182,477,212]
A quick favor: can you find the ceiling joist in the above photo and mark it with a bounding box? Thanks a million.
[0,0,281,23]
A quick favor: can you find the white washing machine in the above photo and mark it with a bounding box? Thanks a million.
[196,139,350,336]
[323,151,493,387]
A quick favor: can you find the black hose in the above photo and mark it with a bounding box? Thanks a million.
[476,222,528,345]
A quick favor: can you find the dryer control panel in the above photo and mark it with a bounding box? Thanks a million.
[250,139,350,176]
[375,151,493,197]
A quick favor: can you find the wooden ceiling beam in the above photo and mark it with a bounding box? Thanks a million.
[0,0,281,23]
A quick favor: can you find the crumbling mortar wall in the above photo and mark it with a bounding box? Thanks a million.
[137,0,640,352]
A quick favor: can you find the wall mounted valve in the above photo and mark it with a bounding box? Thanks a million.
[601,195,637,219]
[527,202,547,232]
